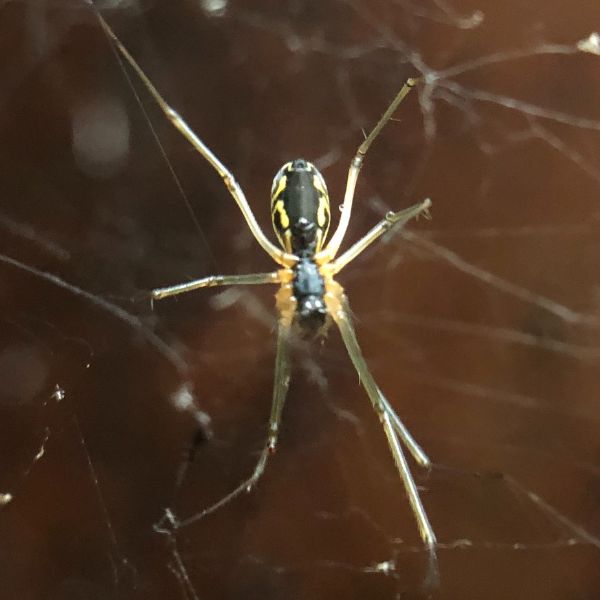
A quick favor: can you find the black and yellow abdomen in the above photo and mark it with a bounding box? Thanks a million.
[270,159,331,255]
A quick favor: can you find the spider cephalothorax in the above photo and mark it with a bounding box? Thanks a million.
[291,256,328,331]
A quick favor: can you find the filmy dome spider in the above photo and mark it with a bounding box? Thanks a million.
[89,1,436,562]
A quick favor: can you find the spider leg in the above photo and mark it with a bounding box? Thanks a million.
[318,78,419,263]
[86,1,296,267]
[325,287,437,553]
[152,271,281,301]
[331,198,431,274]
[176,318,292,528]
[378,393,431,469]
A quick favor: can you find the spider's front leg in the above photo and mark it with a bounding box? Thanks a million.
[176,272,296,527]
[323,276,439,581]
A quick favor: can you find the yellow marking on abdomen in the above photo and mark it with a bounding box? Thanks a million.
[273,199,290,229]
[271,173,288,204]
[317,197,329,228]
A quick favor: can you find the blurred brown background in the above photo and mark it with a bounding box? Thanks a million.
[1,0,600,598]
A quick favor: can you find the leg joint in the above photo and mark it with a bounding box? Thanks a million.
[222,173,238,193]
[352,155,364,169]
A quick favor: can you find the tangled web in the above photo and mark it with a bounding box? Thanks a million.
[1,0,600,598]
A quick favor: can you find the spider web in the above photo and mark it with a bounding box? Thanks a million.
[1,0,600,598]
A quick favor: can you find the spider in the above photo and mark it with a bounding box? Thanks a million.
[89,1,436,563]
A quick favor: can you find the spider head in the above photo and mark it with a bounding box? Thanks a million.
[271,159,331,255]
[297,295,328,331]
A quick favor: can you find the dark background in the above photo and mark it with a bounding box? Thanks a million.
[1,0,600,598]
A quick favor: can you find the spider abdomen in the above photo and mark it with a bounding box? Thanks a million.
[292,257,327,330]
[270,159,331,254]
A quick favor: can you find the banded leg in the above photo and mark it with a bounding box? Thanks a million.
[325,289,437,553]
[177,319,292,527]
[152,271,280,301]
[318,78,420,264]
[86,1,296,267]
[332,198,431,274]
